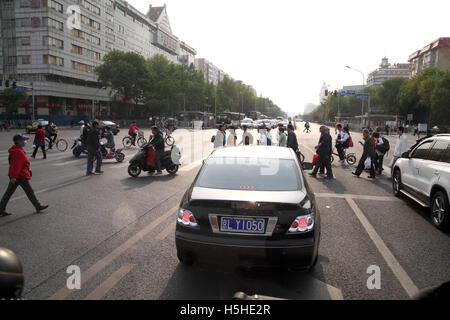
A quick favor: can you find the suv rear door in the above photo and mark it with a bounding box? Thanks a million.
[419,140,450,197]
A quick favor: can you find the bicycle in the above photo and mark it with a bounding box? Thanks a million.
[44,137,68,152]
[296,149,305,165]
[330,146,357,165]
[123,131,147,149]
[163,128,175,147]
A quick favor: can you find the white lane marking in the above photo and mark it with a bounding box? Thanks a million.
[83,264,136,300]
[154,221,176,241]
[345,196,419,298]
[49,205,178,300]
[315,193,400,202]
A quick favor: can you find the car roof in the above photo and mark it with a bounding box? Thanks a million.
[210,146,296,160]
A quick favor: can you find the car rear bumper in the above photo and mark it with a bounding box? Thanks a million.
[176,231,318,269]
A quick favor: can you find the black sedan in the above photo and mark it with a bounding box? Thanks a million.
[175,146,320,271]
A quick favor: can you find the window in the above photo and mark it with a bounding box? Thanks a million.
[7,56,17,65]
[20,56,31,64]
[19,37,31,46]
[17,18,30,27]
[43,0,62,13]
[428,141,450,163]
[80,14,100,30]
[44,36,63,49]
[411,141,433,160]
[196,158,301,191]
[106,12,114,23]
[72,60,94,73]
[79,0,100,15]
[71,44,101,60]
[44,17,63,31]
[71,29,100,45]
[43,55,64,66]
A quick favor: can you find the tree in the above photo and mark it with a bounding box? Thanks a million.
[95,50,152,117]
[0,88,29,113]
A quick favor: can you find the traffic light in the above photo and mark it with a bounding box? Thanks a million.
[0,80,2,87]
[325,90,328,97]
[205,96,209,108]
[5,80,10,88]
[334,90,338,97]
[12,81,17,89]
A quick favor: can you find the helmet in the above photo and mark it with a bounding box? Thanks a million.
[0,247,24,299]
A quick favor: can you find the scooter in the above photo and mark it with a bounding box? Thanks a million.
[72,139,125,162]
[71,138,88,158]
[100,142,125,162]
[127,143,180,177]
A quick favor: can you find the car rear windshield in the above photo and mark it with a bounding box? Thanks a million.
[196,157,301,191]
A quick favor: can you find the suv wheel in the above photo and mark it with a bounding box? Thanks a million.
[393,169,402,197]
[431,191,449,230]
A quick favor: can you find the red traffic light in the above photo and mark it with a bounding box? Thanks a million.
[206,97,209,100]
[325,90,328,96]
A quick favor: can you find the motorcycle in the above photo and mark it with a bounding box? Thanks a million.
[128,144,181,177]
[72,139,125,162]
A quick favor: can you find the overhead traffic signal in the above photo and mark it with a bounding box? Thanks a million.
[325,90,328,97]
[5,80,10,88]
[12,81,17,89]
[205,96,209,108]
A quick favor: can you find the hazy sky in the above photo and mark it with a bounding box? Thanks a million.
[127,0,450,115]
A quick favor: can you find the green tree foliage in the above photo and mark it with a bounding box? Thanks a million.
[96,52,286,118]
[0,88,29,113]
[305,67,450,125]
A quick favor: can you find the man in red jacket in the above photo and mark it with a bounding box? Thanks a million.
[0,134,48,217]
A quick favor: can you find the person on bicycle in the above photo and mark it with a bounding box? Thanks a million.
[45,121,57,149]
[128,121,140,146]
[336,124,350,163]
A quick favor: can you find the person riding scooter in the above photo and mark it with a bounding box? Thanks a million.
[148,126,165,176]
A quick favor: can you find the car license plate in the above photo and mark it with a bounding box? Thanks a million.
[220,217,266,234]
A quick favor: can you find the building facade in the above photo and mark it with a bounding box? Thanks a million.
[0,0,196,120]
[408,37,450,78]
[366,58,410,87]
[194,58,226,86]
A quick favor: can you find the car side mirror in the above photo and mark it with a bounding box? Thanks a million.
[302,162,314,171]
[402,151,410,159]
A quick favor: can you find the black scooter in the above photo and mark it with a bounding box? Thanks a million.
[127,143,180,177]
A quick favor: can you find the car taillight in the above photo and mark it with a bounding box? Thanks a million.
[117,125,120,128]
[288,214,314,233]
[177,209,198,228]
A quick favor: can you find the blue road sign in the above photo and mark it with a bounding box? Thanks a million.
[340,91,346,97]
[15,87,25,93]
[356,94,369,100]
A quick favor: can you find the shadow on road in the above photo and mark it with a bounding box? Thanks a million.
[120,174,178,191]
[158,258,336,300]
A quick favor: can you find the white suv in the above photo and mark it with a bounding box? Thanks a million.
[393,134,450,230]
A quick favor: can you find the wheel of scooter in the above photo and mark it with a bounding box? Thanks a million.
[73,147,82,158]
[115,152,125,163]
[167,164,179,175]
[128,165,142,177]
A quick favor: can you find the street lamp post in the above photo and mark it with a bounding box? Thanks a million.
[346,66,366,127]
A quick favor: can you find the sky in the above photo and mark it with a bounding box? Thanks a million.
[127,0,450,115]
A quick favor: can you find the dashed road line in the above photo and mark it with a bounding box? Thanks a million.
[48,204,178,300]
[84,264,136,300]
[154,221,176,241]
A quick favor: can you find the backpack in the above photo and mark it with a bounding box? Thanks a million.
[267,137,272,146]
[382,137,390,152]
[348,136,354,148]
[211,135,215,143]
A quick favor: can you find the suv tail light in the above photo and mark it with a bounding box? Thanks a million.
[288,214,314,233]
[177,209,198,228]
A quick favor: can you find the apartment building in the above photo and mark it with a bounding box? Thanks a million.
[408,37,450,78]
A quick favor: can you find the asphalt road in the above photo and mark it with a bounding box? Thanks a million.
[0,123,448,300]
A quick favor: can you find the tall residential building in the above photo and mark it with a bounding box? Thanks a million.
[195,58,227,86]
[0,0,196,118]
[366,57,410,87]
[408,37,450,78]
